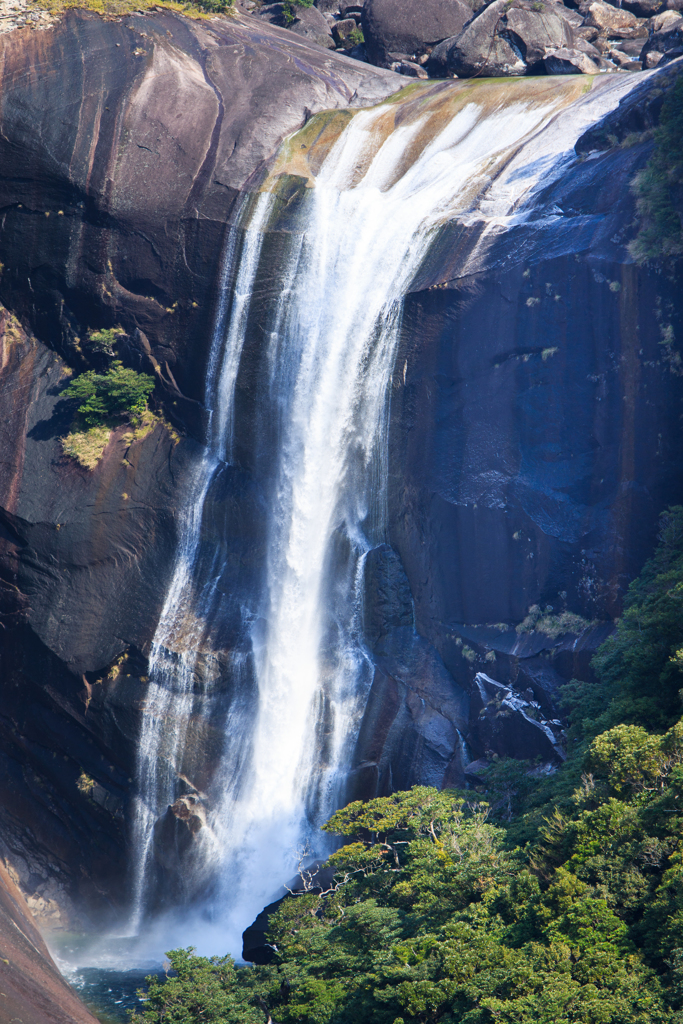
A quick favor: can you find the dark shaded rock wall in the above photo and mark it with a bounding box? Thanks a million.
[390,130,683,640]
[0,306,202,926]
[380,76,683,760]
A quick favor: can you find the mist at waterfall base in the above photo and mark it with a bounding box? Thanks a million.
[52,75,652,1016]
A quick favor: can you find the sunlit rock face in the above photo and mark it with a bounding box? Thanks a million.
[0,8,400,428]
[0,860,98,1024]
[0,0,680,942]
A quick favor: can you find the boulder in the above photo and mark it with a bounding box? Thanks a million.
[362,0,472,65]
[582,0,644,36]
[621,0,665,16]
[610,47,642,66]
[259,2,335,47]
[652,7,683,27]
[574,34,610,59]
[332,15,359,45]
[504,6,576,72]
[438,0,528,77]
[640,16,683,60]
[391,58,430,76]
[550,3,584,28]
[613,35,648,55]
[544,45,602,71]
[340,0,365,14]
[315,0,340,10]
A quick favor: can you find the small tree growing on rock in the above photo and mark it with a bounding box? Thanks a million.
[85,325,126,357]
[62,361,155,427]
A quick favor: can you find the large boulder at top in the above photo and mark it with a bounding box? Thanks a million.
[503,4,576,71]
[430,0,528,77]
[258,2,335,47]
[640,14,683,63]
[428,0,617,77]
[622,0,666,15]
[581,0,645,37]
[361,0,472,65]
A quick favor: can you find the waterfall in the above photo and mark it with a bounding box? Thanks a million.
[130,75,645,954]
[129,192,273,932]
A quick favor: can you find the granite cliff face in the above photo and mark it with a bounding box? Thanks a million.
[0,7,401,930]
[0,7,399,424]
[0,2,681,942]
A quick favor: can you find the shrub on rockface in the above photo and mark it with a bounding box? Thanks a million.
[631,74,683,264]
[62,362,155,427]
[85,325,126,357]
[592,505,683,730]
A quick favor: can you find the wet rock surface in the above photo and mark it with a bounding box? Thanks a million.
[469,672,565,761]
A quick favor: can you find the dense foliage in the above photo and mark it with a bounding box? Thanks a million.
[193,0,233,15]
[632,74,683,264]
[132,508,683,1024]
[62,361,155,426]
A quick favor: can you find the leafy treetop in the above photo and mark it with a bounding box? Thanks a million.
[62,361,155,427]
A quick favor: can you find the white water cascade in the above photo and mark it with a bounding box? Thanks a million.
[129,192,274,933]
[129,75,646,956]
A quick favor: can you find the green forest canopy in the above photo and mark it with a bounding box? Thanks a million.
[131,507,683,1024]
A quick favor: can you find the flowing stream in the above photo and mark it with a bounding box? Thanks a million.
[126,74,648,958]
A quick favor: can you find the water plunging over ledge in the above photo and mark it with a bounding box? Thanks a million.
[125,73,650,958]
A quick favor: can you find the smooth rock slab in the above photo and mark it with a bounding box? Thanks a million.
[0,8,402,407]
[0,862,98,1024]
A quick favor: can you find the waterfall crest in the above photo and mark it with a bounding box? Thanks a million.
[130,74,647,954]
